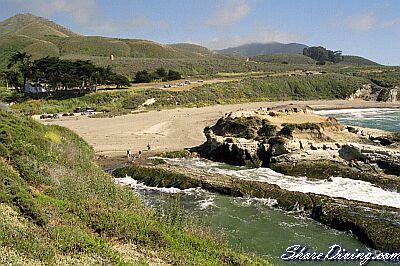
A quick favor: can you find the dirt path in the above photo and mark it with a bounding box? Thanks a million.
[43,100,400,157]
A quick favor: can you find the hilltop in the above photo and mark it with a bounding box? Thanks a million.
[0,13,79,38]
[216,42,308,56]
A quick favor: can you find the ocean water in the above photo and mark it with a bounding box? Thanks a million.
[116,176,368,264]
[115,108,400,264]
[315,108,400,132]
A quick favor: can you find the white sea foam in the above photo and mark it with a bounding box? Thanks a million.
[315,108,400,120]
[167,158,400,209]
[114,175,199,194]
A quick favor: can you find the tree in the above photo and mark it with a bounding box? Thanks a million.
[7,52,32,92]
[155,67,167,79]
[133,70,153,83]
[1,70,20,89]
[303,46,342,64]
[111,74,131,88]
[167,70,182,81]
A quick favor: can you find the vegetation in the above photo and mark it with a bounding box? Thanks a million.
[350,69,400,87]
[10,73,369,114]
[160,150,191,158]
[4,53,130,92]
[133,68,182,83]
[303,46,343,64]
[250,54,316,65]
[0,109,269,265]
[341,55,380,66]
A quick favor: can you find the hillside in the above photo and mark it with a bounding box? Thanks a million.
[168,43,215,57]
[217,42,308,56]
[0,13,210,61]
[341,55,380,66]
[250,53,316,64]
[0,109,268,265]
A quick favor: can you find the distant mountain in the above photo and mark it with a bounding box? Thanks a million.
[216,42,308,57]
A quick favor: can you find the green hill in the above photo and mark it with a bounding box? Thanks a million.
[250,53,316,64]
[341,55,381,66]
[0,14,231,72]
[0,13,310,76]
[168,43,215,57]
[0,109,268,265]
[0,13,383,76]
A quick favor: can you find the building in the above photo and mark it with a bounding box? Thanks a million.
[25,83,47,94]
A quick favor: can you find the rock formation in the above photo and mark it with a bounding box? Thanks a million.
[348,84,398,102]
[196,104,400,191]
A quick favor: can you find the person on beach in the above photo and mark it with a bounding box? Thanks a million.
[138,150,142,158]
[127,149,131,158]
[147,144,151,150]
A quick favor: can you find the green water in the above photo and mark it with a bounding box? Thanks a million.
[136,188,368,264]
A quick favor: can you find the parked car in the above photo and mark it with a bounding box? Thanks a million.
[82,108,95,116]
[40,114,53,119]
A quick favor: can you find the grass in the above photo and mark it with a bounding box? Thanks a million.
[11,73,369,115]
[250,54,316,65]
[0,109,270,265]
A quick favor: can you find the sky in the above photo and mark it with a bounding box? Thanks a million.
[1,0,399,65]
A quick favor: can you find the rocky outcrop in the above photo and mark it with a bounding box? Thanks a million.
[113,164,400,252]
[348,84,398,102]
[195,105,400,191]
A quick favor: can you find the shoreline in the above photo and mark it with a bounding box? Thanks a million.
[43,100,400,157]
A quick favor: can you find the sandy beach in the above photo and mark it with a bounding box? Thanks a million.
[43,100,400,156]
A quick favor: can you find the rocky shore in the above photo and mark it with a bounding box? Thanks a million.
[194,104,400,192]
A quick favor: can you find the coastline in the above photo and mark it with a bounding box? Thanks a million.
[43,99,400,157]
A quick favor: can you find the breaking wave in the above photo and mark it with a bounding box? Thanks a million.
[165,158,400,209]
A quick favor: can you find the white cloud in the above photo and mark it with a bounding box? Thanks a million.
[345,12,378,31]
[206,0,252,27]
[341,11,400,32]
[204,25,307,49]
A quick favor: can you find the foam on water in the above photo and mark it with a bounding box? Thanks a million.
[166,158,400,209]
[114,175,199,194]
[315,108,399,117]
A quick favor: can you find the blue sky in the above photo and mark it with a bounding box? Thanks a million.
[1,0,399,65]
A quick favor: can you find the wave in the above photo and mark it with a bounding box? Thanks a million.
[166,158,400,209]
[315,108,400,117]
[114,176,199,194]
